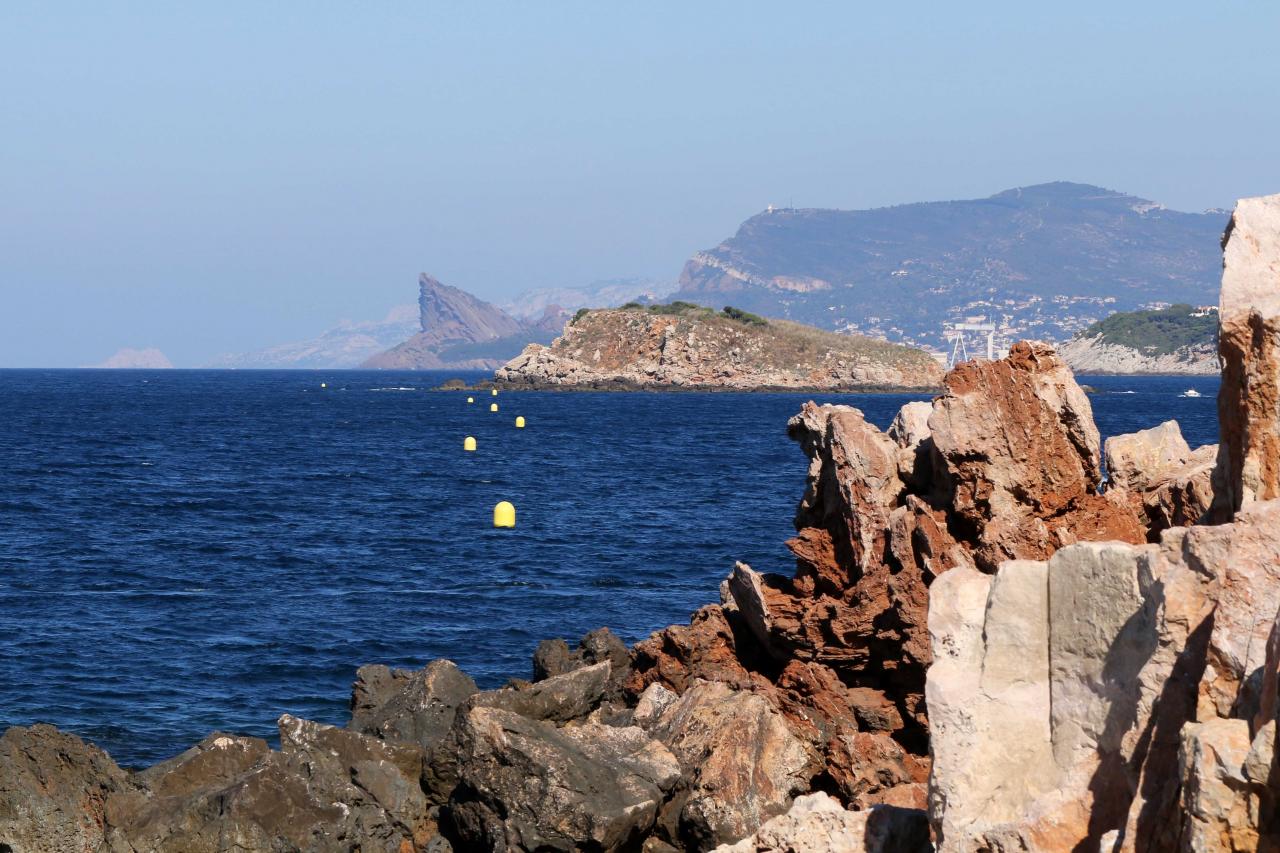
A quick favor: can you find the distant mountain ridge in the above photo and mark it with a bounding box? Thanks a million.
[673,182,1228,350]
[361,274,568,369]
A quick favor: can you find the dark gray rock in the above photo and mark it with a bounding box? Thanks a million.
[112,718,437,852]
[472,660,612,724]
[446,706,682,852]
[532,627,633,701]
[0,724,137,853]
[533,637,576,680]
[350,658,477,750]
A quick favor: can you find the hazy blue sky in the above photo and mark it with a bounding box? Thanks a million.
[3,2,1278,366]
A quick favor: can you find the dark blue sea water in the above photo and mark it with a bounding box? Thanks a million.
[0,370,1220,767]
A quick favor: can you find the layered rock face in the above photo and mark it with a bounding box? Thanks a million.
[362,274,568,370]
[1214,193,1280,516]
[927,506,1280,850]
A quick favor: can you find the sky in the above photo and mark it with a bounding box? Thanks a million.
[2,2,1278,367]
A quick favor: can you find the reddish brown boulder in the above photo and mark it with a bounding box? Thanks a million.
[626,605,758,697]
[929,341,1145,570]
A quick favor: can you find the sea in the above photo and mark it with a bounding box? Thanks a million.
[0,370,1221,768]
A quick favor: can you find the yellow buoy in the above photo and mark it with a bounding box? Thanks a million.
[515,416,526,428]
[463,436,477,451]
[491,388,498,396]
[490,403,499,412]
[493,501,515,528]
[466,396,474,403]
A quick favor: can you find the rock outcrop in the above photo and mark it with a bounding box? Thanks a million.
[0,724,137,853]
[496,304,943,390]
[624,338,1147,832]
[927,501,1280,851]
[1104,420,1217,536]
[445,707,680,851]
[1213,192,1280,516]
[929,341,1146,570]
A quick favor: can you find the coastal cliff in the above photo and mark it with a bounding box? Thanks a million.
[5,194,1280,852]
[496,303,944,391]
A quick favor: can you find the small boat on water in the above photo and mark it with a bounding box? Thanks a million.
[1180,388,1203,398]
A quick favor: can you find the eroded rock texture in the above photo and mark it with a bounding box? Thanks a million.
[1214,192,1280,517]
[926,501,1280,851]
[930,341,1146,569]
[711,792,930,853]
[624,338,1147,835]
[1105,420,1217,536]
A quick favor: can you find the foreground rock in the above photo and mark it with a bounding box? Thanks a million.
[712,792,930,853]
[623,338,1148,829]
[0,724,137,853]
[1214,192,1280,516]
[929,341,1145,570]
[1104,420,1217,535]
[445,706,680,851]
[350,658,477,748]
[645,680,814,848]
[927,499,1280,851]
[495,304,943,391]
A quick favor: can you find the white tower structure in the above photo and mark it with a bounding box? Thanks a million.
[945,321,997,370]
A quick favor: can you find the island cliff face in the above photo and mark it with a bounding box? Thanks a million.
[362,274,567,370]
[5,194,1280,853]
[496,305,944,390]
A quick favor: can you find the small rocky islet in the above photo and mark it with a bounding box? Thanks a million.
[5,195,1280,852]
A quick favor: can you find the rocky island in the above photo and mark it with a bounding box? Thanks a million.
[495,302,944,391]
[1058,303,1220,374]
[4,194,1280,852]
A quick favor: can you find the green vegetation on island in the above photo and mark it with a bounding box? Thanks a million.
[612,301,770,327]
[1078,304,1217,356]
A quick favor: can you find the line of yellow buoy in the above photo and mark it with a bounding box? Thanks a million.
[460,387,525,527]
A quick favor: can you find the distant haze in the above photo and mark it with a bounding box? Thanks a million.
[1,4,1278,366]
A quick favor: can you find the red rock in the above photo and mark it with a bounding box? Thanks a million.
[930,341,1145,570]
[626,605,758,698]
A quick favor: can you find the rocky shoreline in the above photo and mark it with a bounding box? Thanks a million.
[456,377,943,394]
[4,194,1280,852]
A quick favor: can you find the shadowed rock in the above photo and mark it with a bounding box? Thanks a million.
[350,658,477,750]
[1104,420,1217,536]
[446,706,680,852]
[471,660,612,723]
